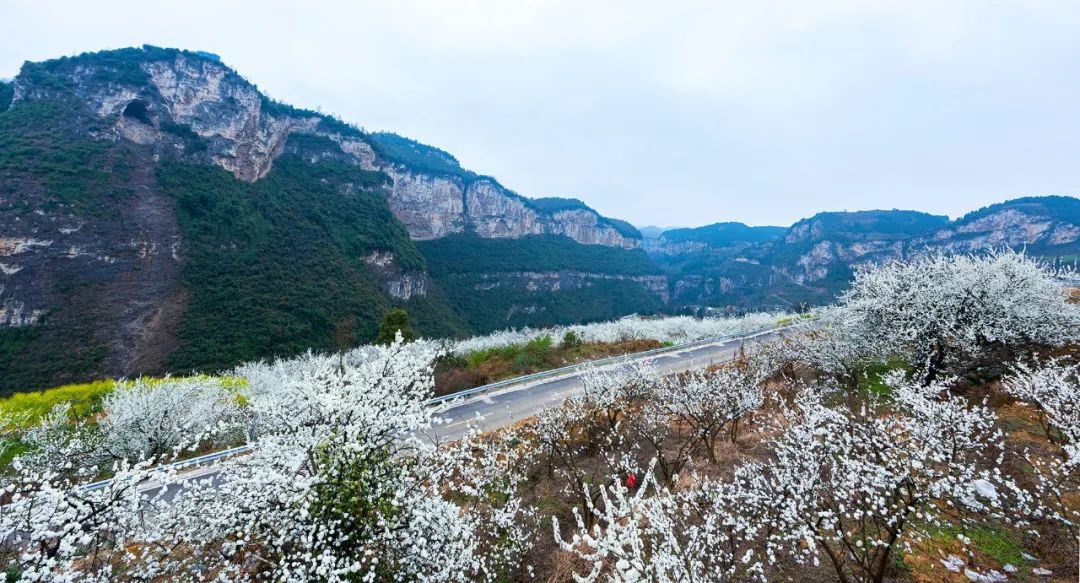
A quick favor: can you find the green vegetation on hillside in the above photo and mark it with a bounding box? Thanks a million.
[598,216,642,238]
[661,222,786,247]
[0,101,142,393]
[434,275,666,333]
[368,132,474,180]
[527,197,590,212]
[375,309,415,345]
[162,152,464,372]
[0,100,128,210]
[16,45,204,90]
[791,209,949,241]
[419,235,664,332]
[0,81,12,113]
[420,234,660,276]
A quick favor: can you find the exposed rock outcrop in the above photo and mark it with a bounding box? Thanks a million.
[362,251,429,301]
[382,170,467,239]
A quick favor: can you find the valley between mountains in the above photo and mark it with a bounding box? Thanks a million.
[1,46,1078,392]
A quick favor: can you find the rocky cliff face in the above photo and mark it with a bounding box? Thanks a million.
[382,169,467,239]
[11,48,639,250]
[0,47,662,390]
[775,201,1080,286]
[0,138,186,380]
[361,251,429,301]
[462,180,638,247]
[932,206,1080,251]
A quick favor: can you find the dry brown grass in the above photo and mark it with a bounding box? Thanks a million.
[505,358,1080,581]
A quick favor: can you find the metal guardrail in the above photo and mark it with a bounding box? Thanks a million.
[81,444,255,492]
[423,325,786,406]
[80,323,792,492]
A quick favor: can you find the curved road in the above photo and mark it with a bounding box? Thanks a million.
[427,327,784,441]
[136,327,788,498]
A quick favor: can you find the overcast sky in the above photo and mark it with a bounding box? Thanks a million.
[3,1,1079,227]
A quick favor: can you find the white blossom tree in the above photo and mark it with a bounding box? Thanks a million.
[783,316,883,390]
[139,336,533,582]
[0,336,534,582]
[0,406,168,581]
[654,357,768,463]
[532,396,639,530]
[576,360,660,434]
[755,378,1015,583]
[99,376,245,462]
[554,456,804,582]
[828,250,1080,384]
[557,373,1022,583]
[1005,358,1080,446]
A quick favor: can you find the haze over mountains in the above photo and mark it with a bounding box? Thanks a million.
[0,46,1077,390]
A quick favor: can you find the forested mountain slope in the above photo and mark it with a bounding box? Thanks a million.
[0,46,664,392]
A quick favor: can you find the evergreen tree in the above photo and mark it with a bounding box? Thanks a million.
[375,309,415,345]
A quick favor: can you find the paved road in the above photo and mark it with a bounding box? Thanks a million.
[425,328,783,442]
[138,327,786,498]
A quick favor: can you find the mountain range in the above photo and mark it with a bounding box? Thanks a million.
[0,46,1077,391]
[648,197,1080,310]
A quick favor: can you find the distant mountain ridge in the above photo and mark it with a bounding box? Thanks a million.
[649,197,1080,309]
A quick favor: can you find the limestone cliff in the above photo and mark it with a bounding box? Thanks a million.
[11,47,640,249]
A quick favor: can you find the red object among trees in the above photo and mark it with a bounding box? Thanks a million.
[625,473,638,489]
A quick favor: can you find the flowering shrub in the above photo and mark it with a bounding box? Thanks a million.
[99,376,245,461]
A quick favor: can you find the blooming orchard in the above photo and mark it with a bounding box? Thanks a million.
[0,337,534,581]
[1004,359,1080,537]
[0,250,1077,581]
[451,312,784,356]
